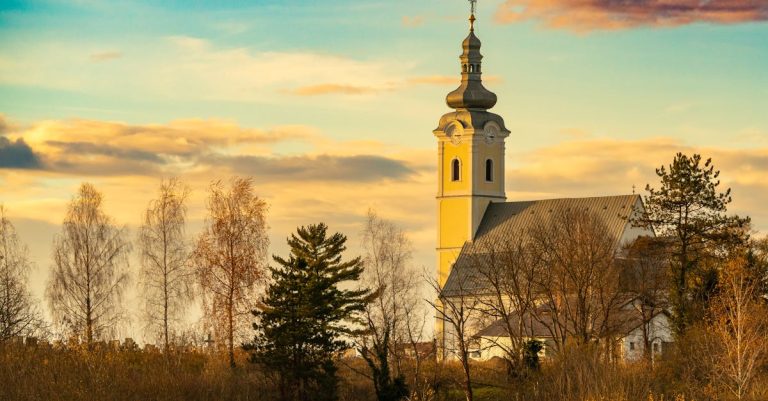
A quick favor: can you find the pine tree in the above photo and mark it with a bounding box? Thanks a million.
[637,153,749,335]
[248,223,371,401]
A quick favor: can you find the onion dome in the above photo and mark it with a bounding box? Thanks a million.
[445,14,498,110]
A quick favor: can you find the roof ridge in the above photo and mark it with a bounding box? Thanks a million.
[502,194,637,204]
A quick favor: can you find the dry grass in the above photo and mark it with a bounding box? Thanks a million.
[1,342,766,401]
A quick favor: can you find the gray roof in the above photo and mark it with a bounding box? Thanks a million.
[476,306,668,339]
[441,195,642,298]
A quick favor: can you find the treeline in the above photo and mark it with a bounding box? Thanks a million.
[2,153,768,401]
[3,177,271,368]
[0,176,432,400]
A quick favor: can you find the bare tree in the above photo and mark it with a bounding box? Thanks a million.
[357,210,422,400]
[427,272,483,401]
[138,178,193,350]
[193,177,268,367]
[0,206,43,341]
[619,236,670,361]
[46,183,131,346]
[708,256,768,401]
[471,238,539,371]
[527,208,624,352]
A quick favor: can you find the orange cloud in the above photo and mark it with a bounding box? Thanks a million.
[495,0,768,32]
[289,84,380,96]
[89,51,122,62]
[506,136,768,234]
[402,15,425,28]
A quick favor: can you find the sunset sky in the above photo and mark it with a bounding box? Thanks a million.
[1,0,767,339]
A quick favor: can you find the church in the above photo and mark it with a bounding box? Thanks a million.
[433,9,672,362]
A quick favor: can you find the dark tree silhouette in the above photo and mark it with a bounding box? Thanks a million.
[249,223,371,401]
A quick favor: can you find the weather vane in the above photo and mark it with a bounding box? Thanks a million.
[468,0,477,30]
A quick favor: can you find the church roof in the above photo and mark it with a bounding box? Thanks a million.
[441,194,642,298]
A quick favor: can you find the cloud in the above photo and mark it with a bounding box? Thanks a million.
[3,117,420,183]
[209,154,416,182]
[286,75,504,97]
[0,36,408,102]
[289,84,380,96]
[89,51,122,62]
[402,15,425,28]
[0,136,42,169]
[494,0,768,32]
[506,136,768,232]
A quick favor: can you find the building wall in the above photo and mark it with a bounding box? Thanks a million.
[621,313,673,362]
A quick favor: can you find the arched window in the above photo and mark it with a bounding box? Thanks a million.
[462,64,468,73]
[468,64,474,73]
[485,159,493,182]
[451,158,461,182]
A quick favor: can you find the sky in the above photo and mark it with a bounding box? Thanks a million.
[1,0,768,341]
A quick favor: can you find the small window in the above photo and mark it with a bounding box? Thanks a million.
[451,159,461,182]
[629,342,635,351]
[485,159,493,182]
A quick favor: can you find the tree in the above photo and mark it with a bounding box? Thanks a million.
[0,206,43,341]
[427,273,483,401]
[619,236,670,362]
[638,153,749,335]
[249,223,371,401]
[46,183,131,346]
[527,207,624,351]
[708,257,768,401]
[357,210,419,401]
[193,177,268,368]
[471,238,538,374]
[138,178,193,350]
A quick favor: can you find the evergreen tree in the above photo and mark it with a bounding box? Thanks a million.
[637,153,749,335]
[248,223,371,401]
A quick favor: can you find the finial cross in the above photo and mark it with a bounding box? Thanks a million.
[469,0,477,15]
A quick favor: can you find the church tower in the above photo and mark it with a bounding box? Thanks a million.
[434,10,509,287]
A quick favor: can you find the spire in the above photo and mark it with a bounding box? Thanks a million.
[445,3,497,111]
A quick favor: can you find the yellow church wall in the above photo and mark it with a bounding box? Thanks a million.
[442,141,472,193]
[473,140,505,194]
[438,198,471,248]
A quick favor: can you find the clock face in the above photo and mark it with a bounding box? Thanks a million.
[445,123,462,145]
[484,125,499,143]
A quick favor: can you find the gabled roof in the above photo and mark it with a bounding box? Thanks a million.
[441,195,642,298]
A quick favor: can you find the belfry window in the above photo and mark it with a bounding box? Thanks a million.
[451,158,461,182]
[485,159,493,182]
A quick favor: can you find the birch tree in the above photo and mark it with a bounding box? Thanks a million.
[709,257,768,401]
[193,177,268,367]
[46,183,131,346]
[0,206,43,341]
[138,178,193,350]
[358,210,421,401]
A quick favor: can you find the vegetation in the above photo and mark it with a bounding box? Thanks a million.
[637,153,750,335]
[46,183,131,346]
[194,177,269,368]
[248,223,371,401]
[1,153,768,401]
[138,178,194,350]
[0,205,43,340]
